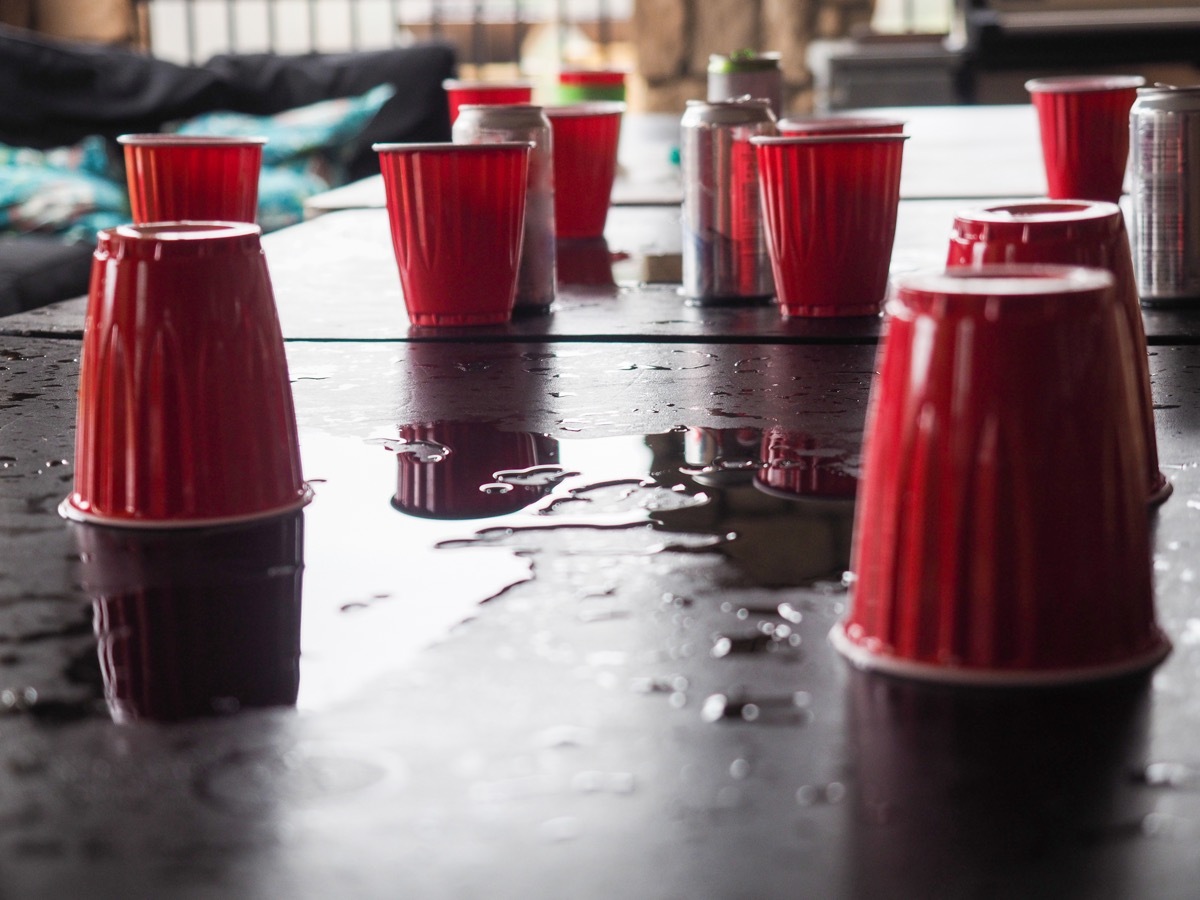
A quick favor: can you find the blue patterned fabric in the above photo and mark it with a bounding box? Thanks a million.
[0,84,395,240]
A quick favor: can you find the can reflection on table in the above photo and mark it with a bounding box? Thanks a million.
[1130,84,1200,303]
[681,98,777,306]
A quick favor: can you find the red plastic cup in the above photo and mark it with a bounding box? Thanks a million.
[118,134,266,223]
[556,237,616,288]
[392,422,560,519]
[754,427,858,502]
[77,512,304,722]
[833,265,1170,686]
[753,134,907,317]
[947,199,1170,505]
[544,102,625,239]
[443,79,534,124]
[557,69,627,103]
[1025,75,1145,202]
[64,222,310,527]
[777,115,906,136]
[374,142,531,327]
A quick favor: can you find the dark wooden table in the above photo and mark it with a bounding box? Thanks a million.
[2,104,1200,898]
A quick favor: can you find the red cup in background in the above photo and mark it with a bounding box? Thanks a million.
[947,199,1170,505]
[834,265,1169,685]
[443,79,534,123]
[544,102,625,239]
[556,237,617,289]
[77,512,304,723]
[374,142,531,326]
[753,134,907,317]
[1025,75,1145,202]
[65,222,309,527]
[118,134,266,223]
[557,69,627,103]
[777,115,906,136]
[392,422,560,519]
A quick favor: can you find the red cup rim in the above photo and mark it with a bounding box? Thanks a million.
[543,101,627,117]
[442,79,534,91]
[777,116,906,133]
[751,134,910,145]
[892,264,1114,301]
[117,133,268,147]
[1025,75,1146,93]
[372,141,534,154]
[558,69,627,84]
[954,200,1120,224]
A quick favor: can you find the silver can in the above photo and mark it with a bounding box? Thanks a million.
[453,104,556,312]
[681,98,777,305]
[1130,85,1200,303]
[708,51,784,118]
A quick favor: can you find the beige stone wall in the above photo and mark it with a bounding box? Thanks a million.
[631,0,874,115]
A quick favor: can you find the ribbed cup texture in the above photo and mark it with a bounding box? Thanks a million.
[842,268,1166,680]
[1028,83,1140,202]
[121,137,264,223]
[71,223,306,525]
[377,144,529,326]
[545,105,623,238]
[947,200,1169,504]
[755,136,905,317]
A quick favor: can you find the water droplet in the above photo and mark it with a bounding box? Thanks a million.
[730,758,751,780]
[538,816,581,842]
[480,483,514,495]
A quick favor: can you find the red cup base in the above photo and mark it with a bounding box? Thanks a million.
[408,311,513,327]
[1150,473,1173,507]
[781,302,882,318]
[829,622,1172,688]
[58,484,314,530]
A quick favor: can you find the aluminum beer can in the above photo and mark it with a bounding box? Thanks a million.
[453,104,556,312]
[681,98,777,305]
[708,51,784,118]
[1130,85,1200,303]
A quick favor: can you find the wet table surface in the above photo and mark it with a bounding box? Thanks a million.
[4,331,1200,897]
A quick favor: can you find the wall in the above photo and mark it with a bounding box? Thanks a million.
[631,0,875,115]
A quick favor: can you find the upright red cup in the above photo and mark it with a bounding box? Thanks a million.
[65,223,308,527]
[834,266,1169,686]
[443,79,534,124]
[544,102,625,239]
[118,134,266,223]
[753,134,907,317]
[557,69,627,103]
[1025,75,1145,202]
[947,199,1170,504]
[777,116,906,136]
[374,142,531,326]
[392,422,560,519]
[78,512,304,723]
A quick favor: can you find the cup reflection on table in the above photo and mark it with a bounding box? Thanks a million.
[76,512,304,723]
[754,426,858,503]
[391,421,560,519]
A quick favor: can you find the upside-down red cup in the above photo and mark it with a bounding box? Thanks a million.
[374,142,531,326]
[753,134,907,317]
[77,512,304,722]
[64,222,310,527]
[947,199,1170,505]
[392,422,560,519]
[544,102,625,239]
[443,79,534,123]
[118,134,266,223]
[754,427,858,502]
[833,265,1170,685]
[777,115,906,136]
[1025,75,1145,202]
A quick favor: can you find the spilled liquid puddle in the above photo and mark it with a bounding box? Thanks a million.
[69,425,858,721]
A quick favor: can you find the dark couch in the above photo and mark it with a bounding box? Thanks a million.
[0,25,456,316]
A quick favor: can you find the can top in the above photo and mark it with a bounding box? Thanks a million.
[708,50,781,74]
[1133,83,1200,111]
[684,97,776,126]
[454,104,550,128]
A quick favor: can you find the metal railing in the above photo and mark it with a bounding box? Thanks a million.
[133,0,630,68]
